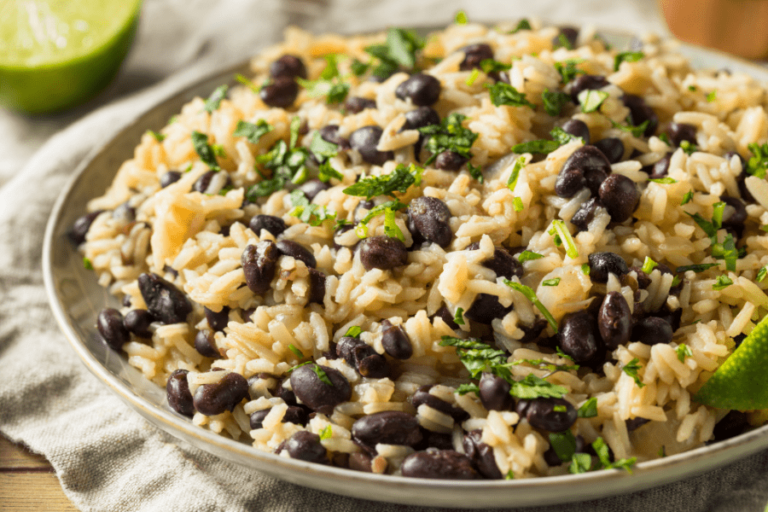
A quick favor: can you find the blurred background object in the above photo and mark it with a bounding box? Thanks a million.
[661,0,768,59]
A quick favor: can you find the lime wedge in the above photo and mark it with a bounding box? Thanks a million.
[0,0,142,114]
[695,314,768,411]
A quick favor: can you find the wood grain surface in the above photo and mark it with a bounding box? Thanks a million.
[0,436,77,511]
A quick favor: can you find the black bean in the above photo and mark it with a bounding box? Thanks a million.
[525,397,577,432]
[463,430,503,479]
[721,196,747,235]
[352,411,423,447]
[478,373,515,411]
[404,107,441,130]
[113,203,136,224]
[194,329,219,358]
[333,224,358,251]
[349,452,374,472]
[349,126,393,165]
[241,241,280,294]
[622,94,658,136]
[193,170,231,194]
[290,364,351,414]
[625,417,650,432]
[160,171,182,188]
[401,449,479,479]
[434,151,467,171]
[571,197,603,232]
[459,43,494,71]
[163,264,179,279]
[193,372,249,416]
[249,408,270,430]
[407,196,453,248]
[250,406,308,429]
[318,125,350,150]
[285,431,328,464]
[260,76,300,108]
[467,243,523,280]
[648,152,672,180]
[276,239,316,268]
[69,210,105,245]
[631,316,673,345]
[166,369,194,417]
[412,385,468,422]
[558,311,599,363]
[434,305,459,330]
[249,215,286,238]
[298,178,331,201]
[569,75,608,103]
[270,54,307,80]
[204,306,230,332]
[594,138,624,164]
[358,352,390,378]
[588,252,629,283]
[396,73,442,106]
[713,410,749,442]
[122,295,132,307]
[336,336,368,365]
[667,122,696,147]
[275,380,298,406]
[556,145,611,198]
[519,319,549,344]
[137,273,192,325]
[554,27,579,48]
[464,293,513,325]
[359,236,408,271]
[97,308,130,350]
[307,268,326,305]
[561,119,590,145]
[598,292,632,349]
[599,174,639,222]
[381,321,413,360]
[345,96,377,114]
[123,309,155,339]
[336,336,389,378]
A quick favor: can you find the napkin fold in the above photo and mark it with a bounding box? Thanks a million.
[2,1,768,510]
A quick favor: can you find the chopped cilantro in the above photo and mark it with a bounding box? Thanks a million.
[510,19,532,34]
[688,85,697,92]
[298,77,349,105]
[234,119,273,144]
[593,34,612,50]
[549,430,577,462]
[455,10,468,24]
[147,130,165,142]
[383,207,404,241]
[641,256,658,274]
[675,263,718,274]
[518,250,542,262]
[356,200,408,241]
[649,177,677,184]
[681,190,694,205]
[712,275,733,291]
[235,73,259,92]
[554,33,574,50]
[485,82,534,108]
[569,453,592,474]
[556,347,574,361]
[290,203,336,227]
[551,126,584,146]
[513,197,524,212]
[364,28,425,79]
[658,133,672,146]
[511,126,583,155]
[707,90,717,102]
[658,446,666,458]
[288,344,304,358]
[203,85,228,113]
[320,54,340,80]
[509,358,579,373]
[419,113,478,165]
[82,257,93,270]
[456,383,480,395]
[319,425,333,440]
[343,163,424,199]
[479,59,512,74]
[439,336,507,378]
[312,364,333,386]
[318,161,344,183]
[345,326,362,338]
[505,470,515,480]
[610,118,649,138]
[350,58,370,76]
[680,140,698,155]
[246,137,309,200]
[554,59,585,84]
[467,162,484,183]
[613,51,644,71]
[454,308,466,326]
[503,280,559,333]
[191,131,220,171]
[712,201,726,228]
[746,143,768,179]
[757,266,768,283]
[289,117,301,149]
[309,131,339,162]
[622,358,645,388]
[671,275,682,287]
[581,263,591,275]
[542,278,560,286]
[211,144,226,158]
[549,220,579,258]
[593,437,637,473]
[578,397,598,418]
[676,343,692,363]
[687,211,718,239]
[509,373,568,399]
[507,156,526,190]
[465,69,480,86]
[541,89,572,116]
[217,186,233,197]
[327,82,350,104]
[578,89,609,113]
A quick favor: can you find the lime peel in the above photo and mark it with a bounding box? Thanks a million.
[695,313,768,411]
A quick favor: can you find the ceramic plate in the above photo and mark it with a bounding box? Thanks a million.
[42,28,768,508]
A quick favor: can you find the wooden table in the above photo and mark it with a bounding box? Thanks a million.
[0,436,77,511]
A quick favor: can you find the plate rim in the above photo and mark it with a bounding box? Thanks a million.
[41,27,768,507]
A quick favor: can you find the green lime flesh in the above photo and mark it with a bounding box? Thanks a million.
[0,0,142,114]
[695,313,768,411]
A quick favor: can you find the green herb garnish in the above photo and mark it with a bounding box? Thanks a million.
[203,85,228,113]
[676,343,692,362]
[681,190,694,205]
[518,250,542,262]
[510,19,532,34]
[233,119,273,144]
[641,256,658,274]
[364,28,425,79]
[622,358,645,388]
[707,90,717,102]
[456,383,480,395]
[455,10,468,24]
[549,430,577,462]
[554,59,585,84]
[758,266,767,283]
[712,275,733,291]
[503,280,559,333]
[675,263,718,274]
[191,131,220,171]
[82,257,93,270]
[542,278,560,286]
[549,220,579,258]
[485,82,534,108]
[480,59,512,75]
[288,344,304,358]
[319,425,333,440]
[345,326,362,338]
[747,143,768,178]
[343,163,424,199]
[318,161,344,183]
[147,130,165,142]
[649,177,677,184]
[613,51,644,71]
[578,397,598,418]
[235,73,259,92]
[419,113,478,165]
[541,89,572,116]
[454,308,466,326]
[467,163,484,183]
[578,89,609,113]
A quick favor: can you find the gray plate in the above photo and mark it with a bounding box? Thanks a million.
[42,29,768,508]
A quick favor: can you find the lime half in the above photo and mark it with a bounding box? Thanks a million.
[695,313,768,411]
[0,0,142,114]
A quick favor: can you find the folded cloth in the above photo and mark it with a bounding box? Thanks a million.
[2,1,768,511]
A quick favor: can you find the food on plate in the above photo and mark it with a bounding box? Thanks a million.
[73,16,768,479]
